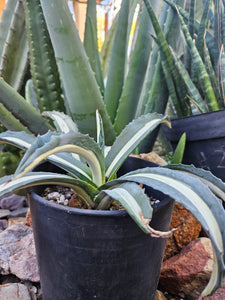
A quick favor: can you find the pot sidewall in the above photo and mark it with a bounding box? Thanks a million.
[162,110,225,181]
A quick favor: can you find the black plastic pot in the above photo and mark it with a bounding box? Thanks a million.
[28,157,174,300]
[163,110,225,181]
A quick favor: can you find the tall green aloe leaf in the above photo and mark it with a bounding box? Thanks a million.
[104,0,130,124]
[40,0,115,145]
[116,167,225,296]
[84,0,104,94]
[100,11,118,79]
[0,0,29,92]
[0,79,52,135]
[105,113,170,179]
[23,0,65,113]
[0,0,17,58]
[113,4,154,134]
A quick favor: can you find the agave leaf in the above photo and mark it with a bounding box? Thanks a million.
[165,164,225,202]
[42,111,79,133]
[170,133,186,164]
[0,130,36,150]
[48,152,93,185]
[105,113,170,179]
[99,182,153,234]
[14,132,105,186]
[96,109,105,153]
[117,167,225,296]
[0,172,97,208]
[0,130,92,183]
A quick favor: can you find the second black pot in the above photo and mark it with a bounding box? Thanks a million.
[29,157,174,300]
[163,110,225,181]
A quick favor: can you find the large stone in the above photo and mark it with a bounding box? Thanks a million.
[8,217,26,227]
[0,193,25,210]
[164,202,202,259]
[8,207,28,218]
[0,224,39,282]
[0,209,10,219]
[159,237,213,299]
[0,283,31,300]
[0,219,8,231]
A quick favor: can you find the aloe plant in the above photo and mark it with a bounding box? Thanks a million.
[0,111,224,297]
[0,0,187,151]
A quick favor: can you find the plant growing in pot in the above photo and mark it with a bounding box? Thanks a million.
[144,0,225,180]
[0,111,225,299]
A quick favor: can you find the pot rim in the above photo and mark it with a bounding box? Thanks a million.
[162,109,225,141]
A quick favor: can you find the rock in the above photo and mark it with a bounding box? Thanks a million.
[159,237,213,299]
[8,207,28,218]
[155,290,167,300]
[0,219,8,231]
[0,224,39,282]
[0,283,31,300]
[164,202,202,259]
[8,217,26,227]
[0,209,10,219]
[130,151,167,166]
[0,193,26,210]
[203,282,225,299]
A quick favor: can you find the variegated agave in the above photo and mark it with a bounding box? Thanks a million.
[0,111,225,296]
